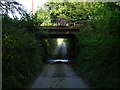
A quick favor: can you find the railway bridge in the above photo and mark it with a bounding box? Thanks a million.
[37,23,84,38]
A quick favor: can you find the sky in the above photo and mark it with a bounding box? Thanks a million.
[16,0,48,13]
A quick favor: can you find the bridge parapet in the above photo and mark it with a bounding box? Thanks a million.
[40,18,86,26]
[36,19,86,38]
[40,23,83,29]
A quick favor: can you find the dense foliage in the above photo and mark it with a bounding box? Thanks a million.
[75,3,120,88]
[36,2,120,87]
[34,2,101,25]
[2,1,57,88]
[44,2,99,20]
[2,0,120,88]
[33,7,51,26]
[2,16,44,88]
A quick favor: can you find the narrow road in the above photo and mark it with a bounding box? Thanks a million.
[30,63,89,88]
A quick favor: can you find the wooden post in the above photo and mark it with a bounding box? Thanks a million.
[32,0,34,14]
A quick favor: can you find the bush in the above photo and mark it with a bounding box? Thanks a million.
[2,16,43,88]
[75,3,120,88]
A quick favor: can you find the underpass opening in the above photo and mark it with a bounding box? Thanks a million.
[52,38,67,59]
[44,38,77,63]
[46,38,70,63]
[43,37,77,64]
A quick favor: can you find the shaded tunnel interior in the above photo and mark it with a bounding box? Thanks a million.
[41,38,78,63]
[52,38,67,59]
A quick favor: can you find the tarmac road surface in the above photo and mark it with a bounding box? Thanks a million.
[31,63,89,88]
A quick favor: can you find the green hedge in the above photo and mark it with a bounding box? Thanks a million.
[2,16,43,88]
[75,4,120,88]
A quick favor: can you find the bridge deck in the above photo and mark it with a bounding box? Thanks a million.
[37,24,82,38]
[40,25,81,30]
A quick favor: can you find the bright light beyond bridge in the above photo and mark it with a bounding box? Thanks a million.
[57,38,64,45]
